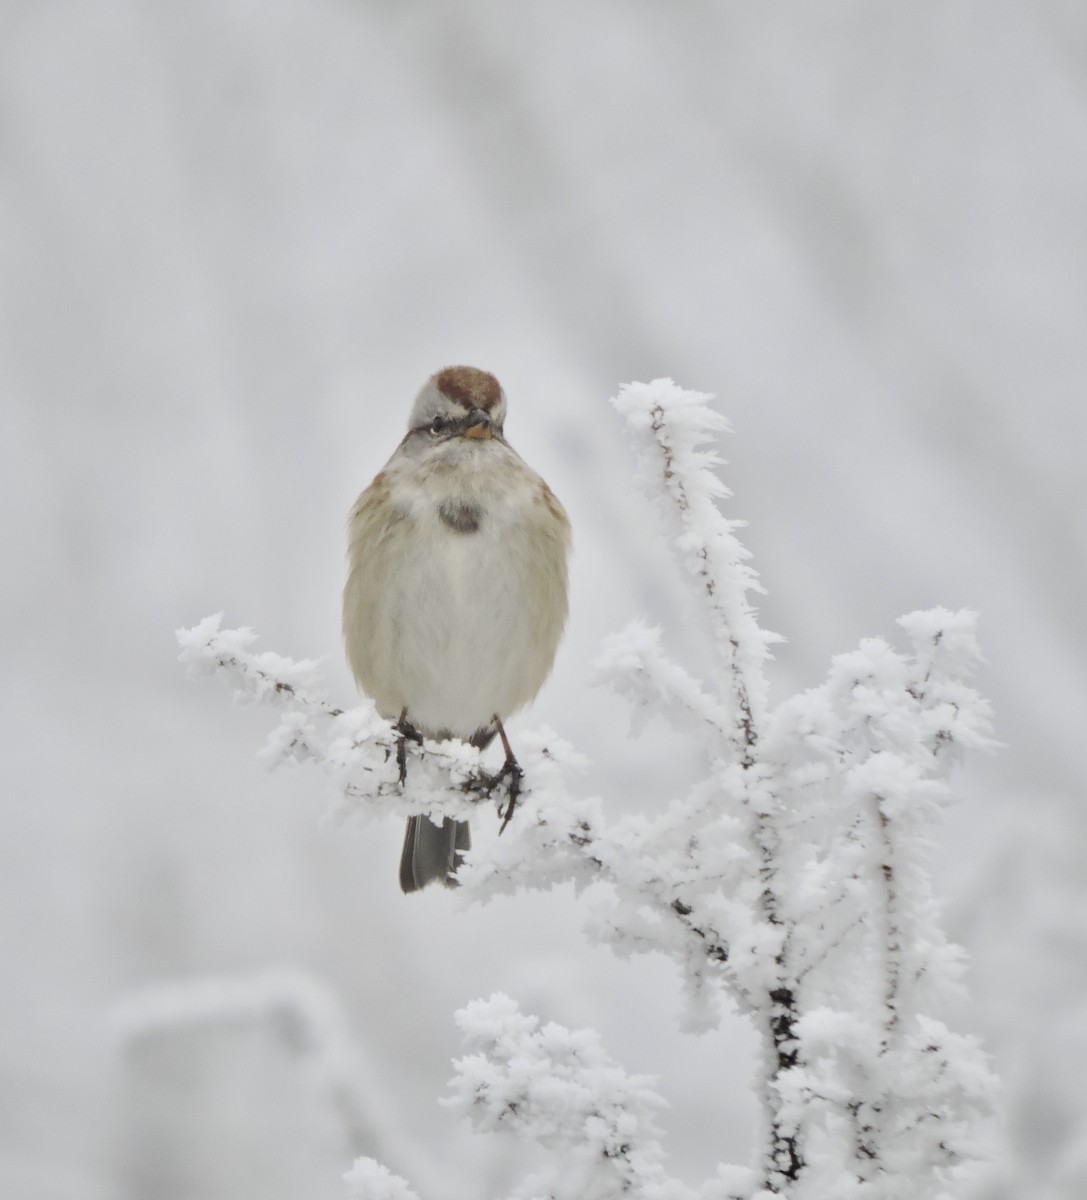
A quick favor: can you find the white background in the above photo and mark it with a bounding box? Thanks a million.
[2,3,1085,1197]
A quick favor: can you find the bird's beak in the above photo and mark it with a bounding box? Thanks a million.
[463,410,492,440]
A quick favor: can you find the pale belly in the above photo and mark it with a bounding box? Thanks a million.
[350,509,564,739]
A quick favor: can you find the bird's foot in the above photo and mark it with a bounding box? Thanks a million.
[492,715,522,834]
[495,758,523,834]
[395,710,423,784]
[459,715,523,832]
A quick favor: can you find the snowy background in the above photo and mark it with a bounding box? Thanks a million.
[2,2,1085,1198]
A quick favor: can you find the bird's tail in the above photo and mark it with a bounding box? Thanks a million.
[399,815,471,893]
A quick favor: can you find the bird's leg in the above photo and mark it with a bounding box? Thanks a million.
[458,717,523,826]
[491,715,523,834]
[395,709,423,784]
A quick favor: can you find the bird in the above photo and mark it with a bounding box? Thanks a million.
[343,366,571,892]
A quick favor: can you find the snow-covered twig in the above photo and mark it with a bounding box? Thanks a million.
[594,618,733,749]
[177,614,503,830]
[610,380,777,760]
[445,993,692,1200]
[611,380,806,1190]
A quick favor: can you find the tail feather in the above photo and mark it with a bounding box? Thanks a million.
[399,816,471,893]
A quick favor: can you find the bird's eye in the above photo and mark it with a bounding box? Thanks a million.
[430,415,447,435]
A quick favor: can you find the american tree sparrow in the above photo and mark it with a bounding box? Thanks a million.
[343,367,571,892]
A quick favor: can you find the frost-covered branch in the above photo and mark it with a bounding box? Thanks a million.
[446,993,691,1200]
[610,381,777,760]
[175,379,998,1200]
[347,994,753,1200]
[594,619,733,750]
[177,614,504,830]
[612,381,807,1190]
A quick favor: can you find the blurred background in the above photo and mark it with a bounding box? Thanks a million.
[2,2,1085,1197]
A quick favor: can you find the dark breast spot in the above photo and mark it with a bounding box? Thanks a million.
[438,499,483,534]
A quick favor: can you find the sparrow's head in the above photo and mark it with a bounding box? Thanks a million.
[407,366,507,444]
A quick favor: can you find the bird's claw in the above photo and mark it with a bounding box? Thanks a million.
[459,750,523,833]
[496,759,523,834]
[394,710,423,784]
[399,710,524,831]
